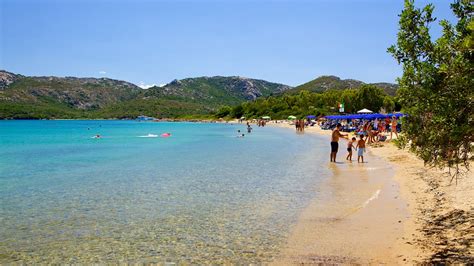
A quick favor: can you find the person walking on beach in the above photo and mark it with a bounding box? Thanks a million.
[390,116,399,140]
[366,123,374,144]
[346,137,357,161]
[356,135,366,163]
[385,117,391,133]
[330,123,348,162]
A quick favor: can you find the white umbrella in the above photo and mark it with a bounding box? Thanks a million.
[357,108,373,114]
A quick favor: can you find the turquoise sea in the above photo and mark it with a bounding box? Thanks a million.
[0,120,330,263]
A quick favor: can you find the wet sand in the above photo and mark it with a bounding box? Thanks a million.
[273,130,407,264]
[270,122,473,264]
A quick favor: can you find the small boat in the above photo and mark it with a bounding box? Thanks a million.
[136,115,155,121]
[138,134,158,138]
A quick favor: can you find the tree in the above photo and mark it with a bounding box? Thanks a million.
[382,96,396,112]
[388,0,473,178]
[231,105,244,118]
[354,85,386,112]
[215,106,232,118]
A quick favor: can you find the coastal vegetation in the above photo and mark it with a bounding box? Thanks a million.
[287,75,398,96]
[388,0,473,176]
[217,84,398,119]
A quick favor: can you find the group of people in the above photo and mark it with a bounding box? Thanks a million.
[294,119,306,132]
[357,117,399,144]
[237,122,254,138]
[257,120,267,127]
[330,123,367,163]
[324,116,400,143]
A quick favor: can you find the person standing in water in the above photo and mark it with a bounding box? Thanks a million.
[356,134,366,163]
[346,137,357,161]
[330,123,348,162]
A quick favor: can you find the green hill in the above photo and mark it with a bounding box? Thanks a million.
[0,71,291,119]
[144,76,291,106]
[290,75,398,96]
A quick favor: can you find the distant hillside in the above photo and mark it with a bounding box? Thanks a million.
[143,76,291,106]
[95,76,292,119]
[0,71,141,109]
[0,71,291,119]
[0,70,396,119]
[290,75,398,96]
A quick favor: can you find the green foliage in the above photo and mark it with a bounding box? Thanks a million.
[226,85,394,119]
[388,0,473,177]
[288,75,399,96]
[354,85,386,112]
[383,96,396,113]
[0,100,86,119]
[231,105,244,118]
[215,106,232,118]
[93,98,214,119]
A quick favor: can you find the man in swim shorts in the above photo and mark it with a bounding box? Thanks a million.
[330,123,348,162]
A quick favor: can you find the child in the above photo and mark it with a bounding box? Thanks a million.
[346,137,357,161]
[356,135,366,163]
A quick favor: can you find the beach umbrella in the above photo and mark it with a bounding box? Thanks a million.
[388,113,406,118]
[288,115,297,120]
[262,116,271,120]
[357,108,373,114]
[306,115,316,119]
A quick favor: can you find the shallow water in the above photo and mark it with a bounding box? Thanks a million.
[0,120,330,263]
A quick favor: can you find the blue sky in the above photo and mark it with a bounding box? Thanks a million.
[1,0,455,87]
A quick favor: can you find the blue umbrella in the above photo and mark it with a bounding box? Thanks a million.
[325,113,407,120]
[387,113,406,118]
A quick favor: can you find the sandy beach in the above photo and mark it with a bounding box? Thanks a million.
[270,122,473,264]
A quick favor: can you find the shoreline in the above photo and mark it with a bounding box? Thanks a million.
[270,122,473,264]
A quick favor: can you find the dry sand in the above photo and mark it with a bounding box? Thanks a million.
[269,122,473,264]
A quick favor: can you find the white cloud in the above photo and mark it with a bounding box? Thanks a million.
[99,71,107,75]
[138,81,166,89]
